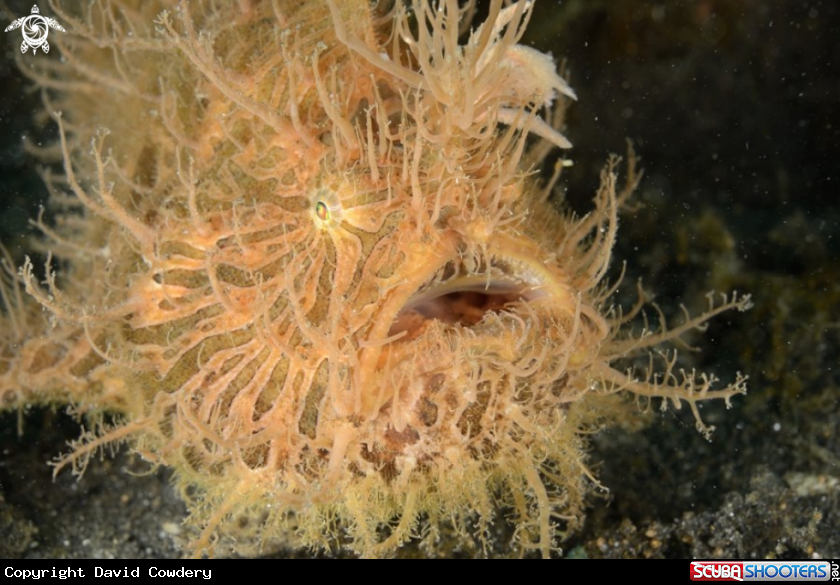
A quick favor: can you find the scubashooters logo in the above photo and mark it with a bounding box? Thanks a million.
[691,561,834,582]
[4,5,64,54]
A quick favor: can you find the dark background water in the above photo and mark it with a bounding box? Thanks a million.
[527,0,839,559]
[0,0,837,558]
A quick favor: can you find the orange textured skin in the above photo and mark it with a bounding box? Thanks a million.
[0,0,750,557]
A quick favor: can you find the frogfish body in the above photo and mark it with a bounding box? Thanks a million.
[0,0,750,557]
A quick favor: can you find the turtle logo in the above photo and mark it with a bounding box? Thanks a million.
[5,5,65,55]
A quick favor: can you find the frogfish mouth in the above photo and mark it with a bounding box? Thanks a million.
[354,228,587,423]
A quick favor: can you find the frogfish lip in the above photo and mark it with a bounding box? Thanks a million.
[384,231,578,342]
[387,268,550,339]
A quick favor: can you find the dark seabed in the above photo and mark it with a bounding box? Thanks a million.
[0,0,837,558]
